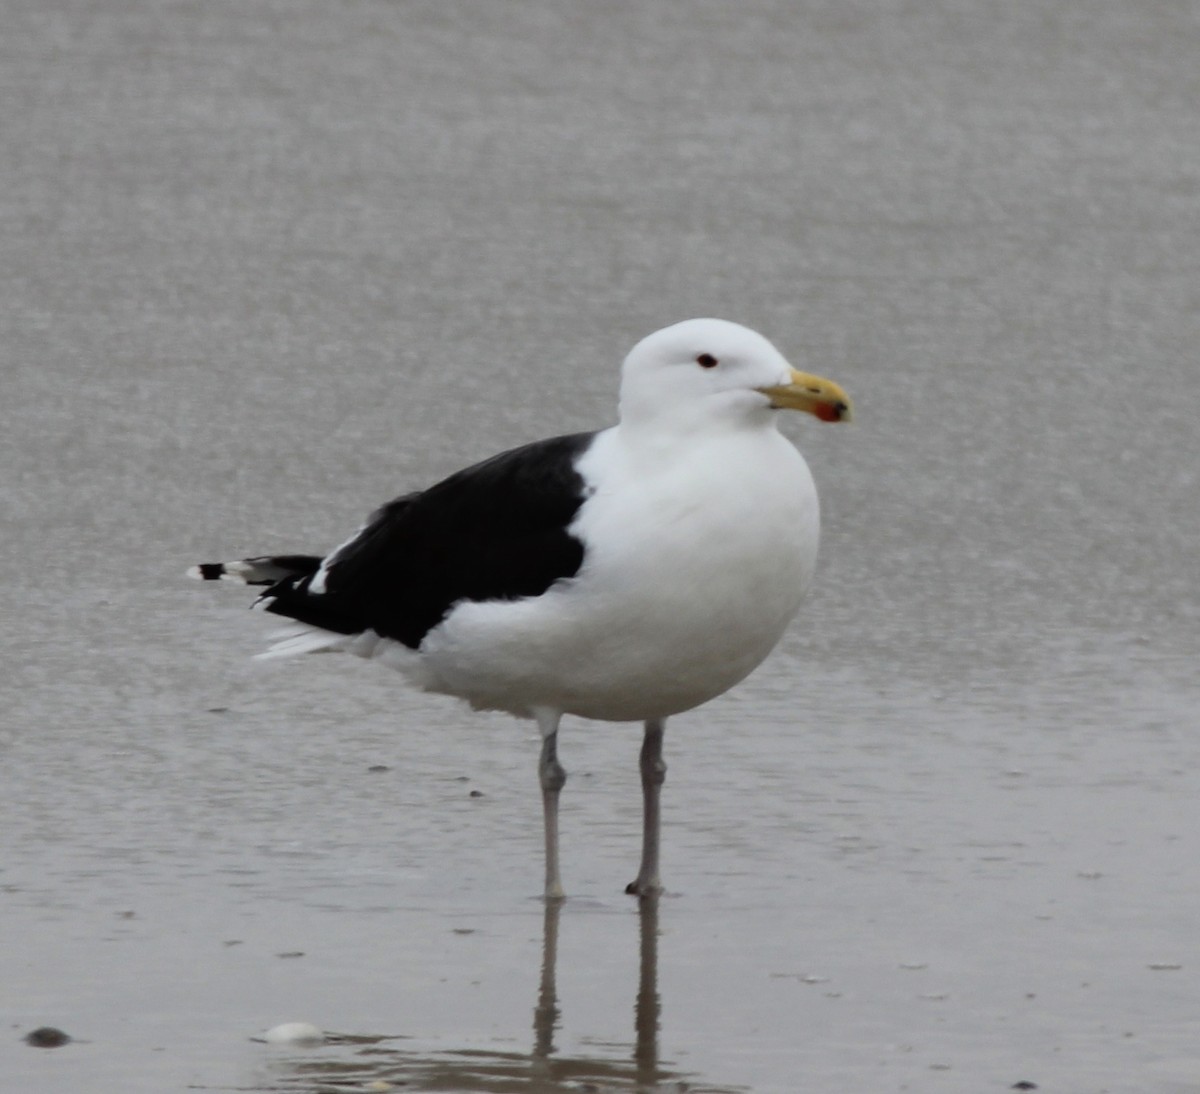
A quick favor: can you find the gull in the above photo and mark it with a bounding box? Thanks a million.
[191,318,852,898]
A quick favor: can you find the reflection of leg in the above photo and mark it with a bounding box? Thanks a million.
[532,896,563,1060]
[634,891,661,1082]
[535,708,567,900]
[626,718,667,896]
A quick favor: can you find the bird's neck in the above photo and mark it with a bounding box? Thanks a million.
[614,407,777,464]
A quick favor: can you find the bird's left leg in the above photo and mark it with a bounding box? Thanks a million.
[534,707,567,900]
[626,717,667,897]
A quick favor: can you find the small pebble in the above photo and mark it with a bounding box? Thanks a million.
[367,765,391,773]
[264,1022,325,1046]
[24,1027,70,1048]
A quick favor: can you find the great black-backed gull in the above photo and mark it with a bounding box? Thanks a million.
[190,318,852,898]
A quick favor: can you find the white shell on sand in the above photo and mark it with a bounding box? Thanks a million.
[263,1022,325,1046]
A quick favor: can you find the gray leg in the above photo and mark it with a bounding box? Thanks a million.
[535,708,567,900]
[626,718,667,897]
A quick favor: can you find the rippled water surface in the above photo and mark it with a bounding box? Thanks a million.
[3,2,1199,1092]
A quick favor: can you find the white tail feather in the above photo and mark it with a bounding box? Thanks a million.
[256,625,346,660]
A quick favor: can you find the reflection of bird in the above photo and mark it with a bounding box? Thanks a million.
[265,894,710,1092]
[191,319,851,898]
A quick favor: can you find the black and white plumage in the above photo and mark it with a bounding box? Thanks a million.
[191,318,852,898]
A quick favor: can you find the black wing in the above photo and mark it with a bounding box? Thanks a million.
[260,431,595,649]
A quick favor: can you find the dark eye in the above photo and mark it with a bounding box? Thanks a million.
[696,353,718,369]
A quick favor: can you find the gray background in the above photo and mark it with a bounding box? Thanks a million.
[3,1,1198,1091]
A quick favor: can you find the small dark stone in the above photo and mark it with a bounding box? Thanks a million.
[1012,1083,1038,1091]
[367,764,391,773]
[25,1027,70,1048]
[468,789,484,798]
[275,951,305,959]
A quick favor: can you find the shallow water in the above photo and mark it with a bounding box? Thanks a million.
[3,1,1199,1091]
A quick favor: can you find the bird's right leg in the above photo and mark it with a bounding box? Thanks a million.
[626,717,667,897]
[534,707,567,900]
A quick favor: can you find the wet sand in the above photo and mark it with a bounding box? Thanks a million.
[3,2,1199,1091]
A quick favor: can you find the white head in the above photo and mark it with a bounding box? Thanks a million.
[618,318,852,434]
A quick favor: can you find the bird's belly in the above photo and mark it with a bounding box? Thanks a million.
[425,578,801,721]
